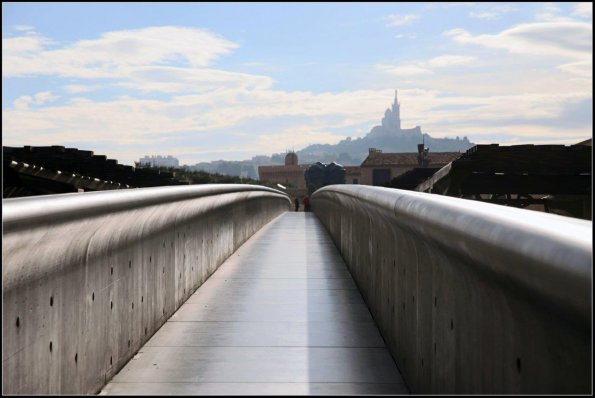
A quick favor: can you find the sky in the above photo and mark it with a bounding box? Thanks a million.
[2,2,592,166]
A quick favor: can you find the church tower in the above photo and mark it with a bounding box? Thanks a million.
[392,89,401,131]
[378,88,404,134]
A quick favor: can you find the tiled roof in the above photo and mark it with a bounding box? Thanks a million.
[344,166,361,174]
[361,152,462,167]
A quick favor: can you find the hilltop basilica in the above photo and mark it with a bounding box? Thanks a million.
[368,90,422,138]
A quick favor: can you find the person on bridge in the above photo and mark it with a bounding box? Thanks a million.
[302,195,311,212]
[294,197,300,212]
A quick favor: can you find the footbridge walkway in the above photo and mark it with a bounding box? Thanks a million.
[2,184,592,395]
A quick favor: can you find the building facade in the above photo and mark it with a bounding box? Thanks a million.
[357,147,462,186]
[138,155,180,168]
[258,152,309,201]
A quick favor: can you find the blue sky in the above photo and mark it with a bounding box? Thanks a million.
[2,2,592,165]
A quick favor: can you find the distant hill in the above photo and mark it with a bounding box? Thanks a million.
[189,89,474,176]
[294,90,473,165]
[294,131,473,166]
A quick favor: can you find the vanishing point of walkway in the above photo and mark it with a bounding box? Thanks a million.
[101,212,408,395]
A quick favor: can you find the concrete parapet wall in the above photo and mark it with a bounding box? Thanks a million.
[312,185,591,394]
[2,184,290,394]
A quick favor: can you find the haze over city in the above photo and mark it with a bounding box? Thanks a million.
[2,2,592,166]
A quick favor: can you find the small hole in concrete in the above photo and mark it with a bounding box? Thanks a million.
[412,295,415,304]
[92,292,95,301]
[75,353,78,363]
[450,319,454,330]
[149,256,152,263]
[421,358,424,367]
[129,260,131,269]
[141,296,144,303]
[16,317,19,328]
[50,342,53,352]
[132,302,134,309]
[110,356,112,365]
[516,357,521,373]
[434,297,437,307]
[179,273,181,279]
[110,301,113,310]
[111,267,113,275]
[128,340,130,347]
[163,241,165,247]
[434,343,436,354]
[50,296,53,306]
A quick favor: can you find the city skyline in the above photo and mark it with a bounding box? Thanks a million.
[2,2,592,166]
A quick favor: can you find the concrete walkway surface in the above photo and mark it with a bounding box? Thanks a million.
[101,212,408,395]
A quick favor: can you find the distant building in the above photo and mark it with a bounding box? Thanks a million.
[345,166,361,185]
[368,89,423,139]
[258,152,308,198]
[139,155,179,168]
[357,147,462,186]
[258,152,307,189]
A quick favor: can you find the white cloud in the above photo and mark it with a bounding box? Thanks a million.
[13,96,33,111]
[14,25,35,31]
[572,3,593,18]
[2,26,239,79]
[114,66,274,93]
[3,34,54,54]
[383,14,420,27]
[376,63,433,76]
[376,54,477,77]
[426,55,477,68]
[5,87,590,164]
[557,60,592,78]
[12,91,59,110]
[3,86,591,164]
[34,91,59,104]
[444,21,592,68]
[395,34,417,39]
[535,2,575,22]
[64,84,100,94]
[469,11,499,20]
